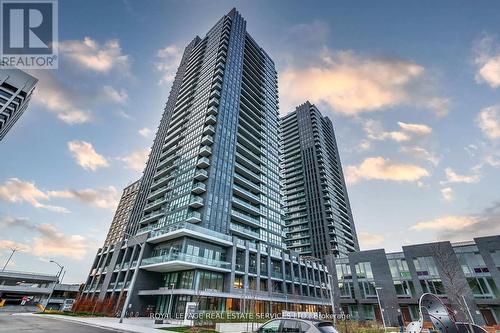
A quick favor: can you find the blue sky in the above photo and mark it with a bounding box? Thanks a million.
[1,0,500,283]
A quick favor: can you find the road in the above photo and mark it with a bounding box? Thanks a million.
[0,312,119,333]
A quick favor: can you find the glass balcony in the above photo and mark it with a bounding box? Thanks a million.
[149,221,231,243]
[189,195,204,208]
[203,125,215,135]
[186,211,202,223]
[210,90,221,99]
[197,157,210,168]
[194,169,208,181]
[208,97,219,107]
[233,184,261,203]
[141,252,231,270]
[141,211,165,224]
[212,82,222,91]
[232,196,260,215]
[201,135,213,145]
[205,114,217,125]
[230,223,260,239]
[234,174,261,193]
[231,209,260,227]
[207,106,218,116]
[191,182,206,194]
[144,197,166,211]
[199,145,212,157]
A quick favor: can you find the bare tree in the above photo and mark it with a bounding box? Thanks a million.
[430,243,470,321]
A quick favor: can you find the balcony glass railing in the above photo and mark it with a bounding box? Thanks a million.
[232,197,260,214]
[142,252,231,270]
[194,169,208,180]
[230,223,260,238]
[233,184,261,202]
[231,209,260,226]
[149,221,231,242]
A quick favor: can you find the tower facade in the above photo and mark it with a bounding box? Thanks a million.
[103,180,141,247]
[281,102,359,258]
[81,9,332,316]
[0,68,37,141]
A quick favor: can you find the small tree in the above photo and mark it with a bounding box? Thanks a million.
[430,243,470,321]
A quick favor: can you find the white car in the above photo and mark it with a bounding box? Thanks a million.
[256,319,340,333]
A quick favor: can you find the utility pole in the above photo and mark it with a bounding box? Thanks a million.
[1,248,19,272]
[44,260,64,312]
[375,287,387,333]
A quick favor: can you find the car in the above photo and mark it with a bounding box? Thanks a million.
[255,319,340,333]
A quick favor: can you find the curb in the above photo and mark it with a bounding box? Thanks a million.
[31,314,144,333]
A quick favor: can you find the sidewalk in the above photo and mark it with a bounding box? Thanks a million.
[15,312,181,333]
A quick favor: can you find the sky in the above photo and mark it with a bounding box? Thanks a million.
[1,0,500,284]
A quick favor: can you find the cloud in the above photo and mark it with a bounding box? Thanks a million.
[30,70,91,124]
[401,146,439,166]
[436,202,500,241]
[0,217,89,260]
[363,120,432,144]
[425,97,451,117]
[0,178,69,213]
[118,148,150,172]
[103,85,128,104]
[441,187,454,202]
[59,37,130,73]
[155,44,182,85]
[363,119,409,142]
[476,105,500,140]
[280,49,447,116]
[345,157,429,184]
[48,186,119,210]
[473,34,500,88]
[410,215,478,231]
[31,223,88,260]
[138,127,152,138]
[68,141,109,171]
[0,240,31,252]
[358,232,385,247]
[397,121,432,136]
[443,167,480,184]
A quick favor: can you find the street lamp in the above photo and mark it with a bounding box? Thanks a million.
[326,276,336,325]
[1,247,20,272]
[44,260,64,313]
[167,282,175,323]
[50,260,64,278]
[119,232,146,324]
[375,287,387,333]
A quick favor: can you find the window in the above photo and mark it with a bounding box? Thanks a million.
[420,279,445,295]
[394,280,415,298]
[338,281,355,298]
[467,277,499,299]
[355,262,373,279]
[260,320,281,333]
[490,250,500,268]
[388,259,411,279]
[413,257,439,277]
[336,263,352,280]
[281,320,301,333]
[457,252,488,275]
[358,281,377,298]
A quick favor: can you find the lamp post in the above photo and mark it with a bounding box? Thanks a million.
[119,233,145,324]
[327,276,336,325]
[167,282,175,323]
[1,248,19,272]
[44,260,64,313]
[375,287,387,333]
